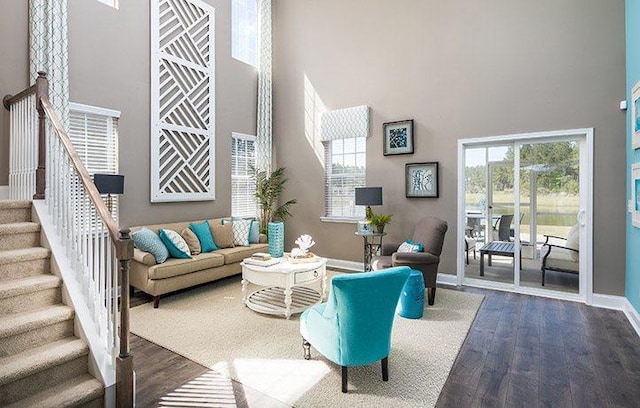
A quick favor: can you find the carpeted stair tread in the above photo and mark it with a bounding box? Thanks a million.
[0,201,31,210]
[0,247,50,266]
[0,305,74,339]
[0,275,61,300]
[5,373,103,408]
[0,338,88,386]
[0,222,40,235]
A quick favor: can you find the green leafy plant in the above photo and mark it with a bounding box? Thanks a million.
[250,166,297,234]
[369,213,393,230]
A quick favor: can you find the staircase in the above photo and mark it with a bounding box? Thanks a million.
[0,200,104,407]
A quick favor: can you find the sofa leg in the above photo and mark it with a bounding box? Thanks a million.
[129,286,135,297]
[341,366,348,393]
[427,287,436,306]
[381,357,389,381]
[153,296,160,308]
[302,338,311,360]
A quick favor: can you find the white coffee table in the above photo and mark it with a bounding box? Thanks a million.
[241,257,327,319]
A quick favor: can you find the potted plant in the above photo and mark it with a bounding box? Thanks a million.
[250,166,297,235]
[369,213,392,233]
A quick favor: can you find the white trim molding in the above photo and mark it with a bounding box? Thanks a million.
[624,299,640,337]
[591,293,628,310]
[0,186,8,200]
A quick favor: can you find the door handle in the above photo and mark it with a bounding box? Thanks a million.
[577,209,586,226]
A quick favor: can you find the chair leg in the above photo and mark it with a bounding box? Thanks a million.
[542,269,546,286]
[381,357,389,381]
[341,366,348,393]
[427,287,436,306]
[153,296,160,308]
[302,338,311,360]
[466,249,469,265]
[473,248,476,260]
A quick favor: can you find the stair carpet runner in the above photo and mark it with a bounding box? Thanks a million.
[0,200,104,407]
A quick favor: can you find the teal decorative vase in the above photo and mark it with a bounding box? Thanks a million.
[398,269,425,319]
[268,221,284,258]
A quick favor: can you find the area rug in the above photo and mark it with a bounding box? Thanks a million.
[130,274,484,407]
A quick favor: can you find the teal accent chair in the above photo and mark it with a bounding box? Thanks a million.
[300,266,411,393]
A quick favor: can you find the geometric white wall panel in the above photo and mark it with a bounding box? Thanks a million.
[320,105,369,141]
[151,0,215,202]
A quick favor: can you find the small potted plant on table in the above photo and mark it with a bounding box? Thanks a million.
[369,213,392,234]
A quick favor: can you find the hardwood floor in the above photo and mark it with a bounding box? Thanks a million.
[130,283,640,407]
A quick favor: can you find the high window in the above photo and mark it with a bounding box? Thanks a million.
[68,102,120,218]
[232,0,258,67]
[323,137,366,219]
[231,133,257,217]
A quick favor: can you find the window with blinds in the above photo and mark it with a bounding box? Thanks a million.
[231,133,257,218]
[232,0,257,67]
[324,137,366,219]
[68,102,120,219]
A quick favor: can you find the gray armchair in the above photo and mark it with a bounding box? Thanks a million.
[371,217,448,305]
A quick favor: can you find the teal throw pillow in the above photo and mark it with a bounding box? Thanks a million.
[131,228,169,264]
[249,220,260,244]
[159,229,192,259]
[407,239,424,252]
[398,239,424,253]
[189,220,217,252]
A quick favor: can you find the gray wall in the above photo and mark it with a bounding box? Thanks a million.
[272,0,627,295]
[0,0,29,186]
[68,0,257,227]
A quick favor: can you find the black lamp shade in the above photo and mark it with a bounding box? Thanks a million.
[355,187,382,206]
[94,174,124,195]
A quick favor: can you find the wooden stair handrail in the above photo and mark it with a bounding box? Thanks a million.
[40,97,125,245]
[3,84,36,110]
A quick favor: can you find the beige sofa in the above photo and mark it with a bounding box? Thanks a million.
[130,218,268,308]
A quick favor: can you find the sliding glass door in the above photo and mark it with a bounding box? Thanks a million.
[459,131,590,300]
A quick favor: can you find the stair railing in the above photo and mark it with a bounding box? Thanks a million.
[3,72,134,406]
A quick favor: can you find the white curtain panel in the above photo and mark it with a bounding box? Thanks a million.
[256,0,273,173]
[29,0,70,129]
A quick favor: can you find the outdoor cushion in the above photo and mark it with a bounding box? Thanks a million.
[181,228,201,255]
[159,229,191,259]
[132,227,169,264]
[565,224,580,261]
[214,244,269,264]
[148,252,225,280]
[544,246,578,272]
[189,221,217,253]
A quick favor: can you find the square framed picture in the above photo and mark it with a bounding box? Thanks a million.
[406,162,439,198]
[383,120,414,155]
[633,163,640,228]
[633,81,640,149]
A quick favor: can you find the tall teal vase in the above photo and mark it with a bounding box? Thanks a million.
[268,221,284,258]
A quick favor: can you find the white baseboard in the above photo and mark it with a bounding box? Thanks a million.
[0,186,8,200]
[590,293,628,310]
[624,299,640,337]
[436,273,458,286]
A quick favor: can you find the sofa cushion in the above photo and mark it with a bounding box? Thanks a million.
[148,252,225,280]
[131,228,169,264]
[189,220,217,253]
[215,244,269,265]
[231,219,252,246]
[133,248,156,266]
[159,229,191,259]
[181,228,201,255]
[211,223,235,248]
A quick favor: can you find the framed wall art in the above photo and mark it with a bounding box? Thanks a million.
[633,81,640,149]
[383,119,414,155]
[406,162,439,198]
[633,163,640,228]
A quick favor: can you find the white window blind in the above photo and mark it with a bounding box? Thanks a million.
[232,0,257,67]
[231,133,257,218]
[68,102,120,219]
[324,137,366,219]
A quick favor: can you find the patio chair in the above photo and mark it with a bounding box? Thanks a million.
[300,267,411,393]
[541,224,579,285]
[464,227,477,264]
[491,214,514,241]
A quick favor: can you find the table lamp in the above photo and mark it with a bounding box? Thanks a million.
[355,187,383,220]
[94,174,125,214]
